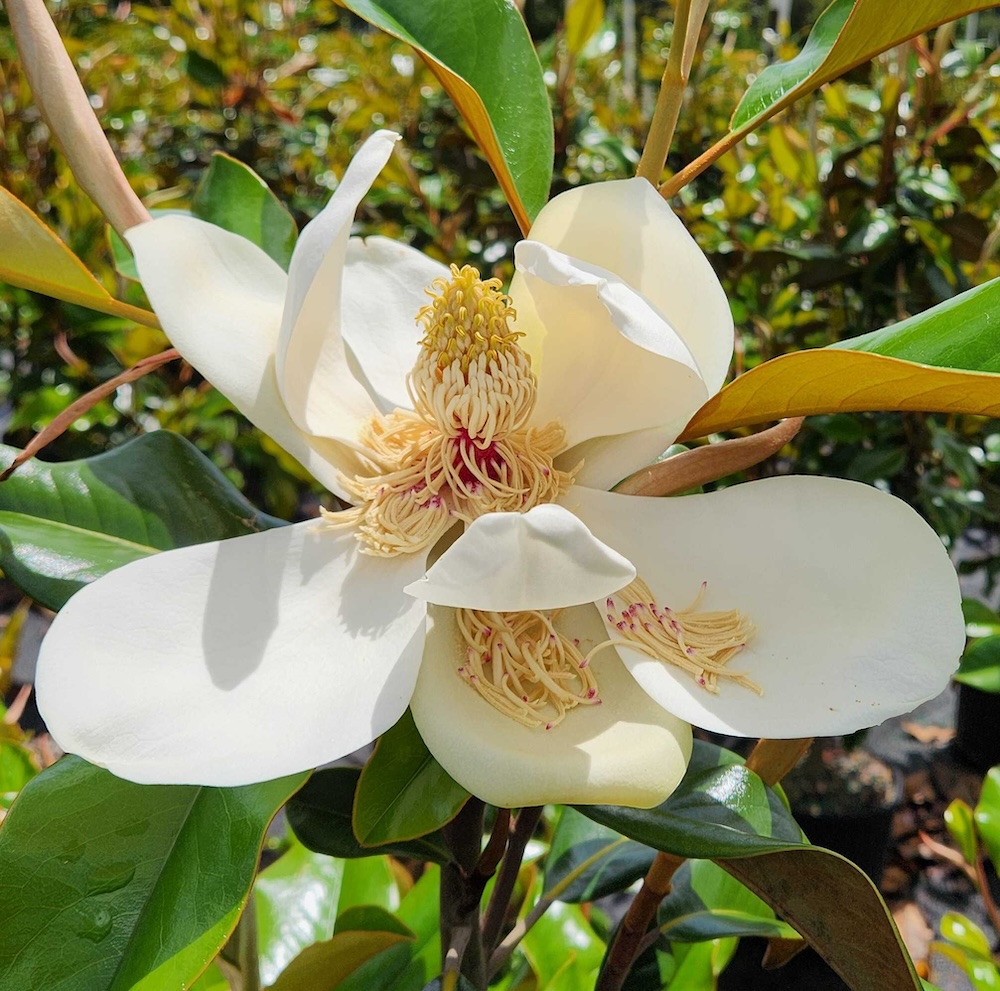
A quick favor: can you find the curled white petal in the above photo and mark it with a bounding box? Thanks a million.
[567,477,964,738]
[36,522,428,785]
[512,240,709,457]
[517,176,733,395]
[127,216,353,492]
[410,604,692,808]
[277,130,399,440]
[404,504,635,611]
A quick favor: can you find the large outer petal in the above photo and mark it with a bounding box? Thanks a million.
[566,478,964,738]
[277,131,397,441]
[404,505,635,611]
[411,604,692,809]
[341,236,449,414]
[35,522,428,785]
[512,241,709,462]
[127,217,357,494]
[515,177,733,395]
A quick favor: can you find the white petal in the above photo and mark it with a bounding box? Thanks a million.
[277,131,399,440]
[567,478,964,737]
[127,217,354,493]
[518,177,733,395]
[410,604,692,808]
[511,241,709,455]
[404,505,635,611]
[341,236,449,413]
[561,421,688,492]
[35,522,428,785]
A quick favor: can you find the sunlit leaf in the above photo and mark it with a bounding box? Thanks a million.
[0,757,305,991]
[565,0,605,56]
[940,912,994,961]
[974,766,1000,868]
[354,710,469,848]
[0,188,158,327]
[731,0,998,132]
[683,278,1000,438]
[340,0,553,232]
[192,153,298,270]
[944,800,979,866]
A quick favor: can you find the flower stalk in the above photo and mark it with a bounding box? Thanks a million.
[7,0,151,236]
[635,0,711,184]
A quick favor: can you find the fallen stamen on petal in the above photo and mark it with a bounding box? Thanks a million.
[455,607,601,728]
[322,264,577,556]
[589,577,760,695]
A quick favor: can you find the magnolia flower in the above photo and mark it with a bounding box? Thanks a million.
[36,132,963,811]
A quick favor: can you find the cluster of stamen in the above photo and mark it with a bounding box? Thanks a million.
[323,264,575,556]
[597,578,759,695]
[456,608,602,730]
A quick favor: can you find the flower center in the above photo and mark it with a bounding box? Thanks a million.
[324,265,576,556]
[456,607,602,730]
[598,577,759,694]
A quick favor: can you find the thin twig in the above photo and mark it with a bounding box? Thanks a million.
[0,348,180,482]
[595,853,686,991]
[480,807,542,954]
[635,0,711,183]
[475,808,511,882]
[614,418,805,497]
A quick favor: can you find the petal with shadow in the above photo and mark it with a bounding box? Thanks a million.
[36,521,428,785]
[410,604,692,809]
[566,478,964,738]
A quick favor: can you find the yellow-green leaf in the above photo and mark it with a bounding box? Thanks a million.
[266,929,412,991]
[566,0,605,57]
[682,350,1000,439]
[0,188,158,328]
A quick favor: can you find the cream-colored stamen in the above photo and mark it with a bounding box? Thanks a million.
[591,577,760,695]
[323,264,577,556]
[455,607,602,729]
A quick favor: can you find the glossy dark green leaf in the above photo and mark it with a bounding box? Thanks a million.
[185,50,227,89]
[974,766,1000,868]
[963,600,1000,639]
[192,152,298,270]
[340,0,552,231]
[658,860,797,944]
[354,710,470,848]
[579,742,803,859]
[287,767,452,864]
[545,807,654,903]
[717,848,921,991]
[0,756,306,991]
[955,637,1000,692]
[0,433,284,610]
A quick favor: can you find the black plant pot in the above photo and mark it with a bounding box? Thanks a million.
[955,682,1000,773]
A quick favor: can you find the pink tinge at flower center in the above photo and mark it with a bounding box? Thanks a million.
[322,264,575,556]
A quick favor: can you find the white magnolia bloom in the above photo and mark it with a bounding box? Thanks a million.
[36,131,964,810]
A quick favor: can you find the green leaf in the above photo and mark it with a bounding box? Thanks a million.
[579,742,803,859]
[955,637,1000,692]
[545,807,655,903]
[683,278,1000,438]
[974,766,1000,867]
[0,433,284,610]
[659,859,798,944]
[0,756,306,991]
[268,906,414,991]
[192,152,298,270]
[0,741,38,807]
[717,848,922,991]
[944,800,979,866]
[521,900,604,990]
[340,0,553,231]
[732,0,998,132]
[354,710,470,848]
[287,767,452,864]
[940,912,994,961]
[963,600,1000,639]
